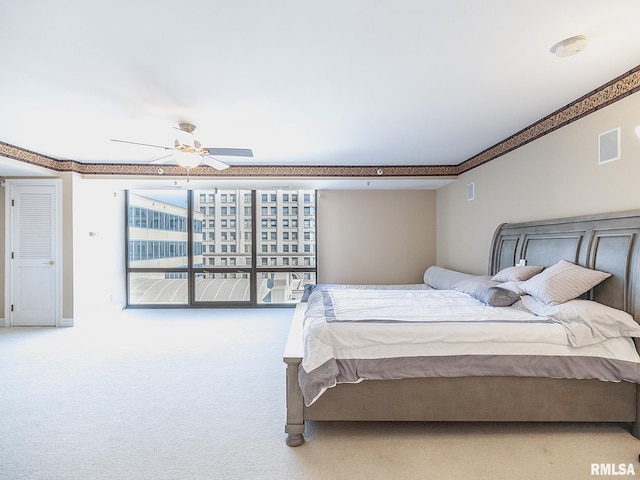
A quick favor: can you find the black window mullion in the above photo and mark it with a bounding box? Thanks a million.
[187,190,194,307]
[250,190,258,306]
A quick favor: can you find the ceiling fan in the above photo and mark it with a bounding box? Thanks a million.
[110,123,253,171]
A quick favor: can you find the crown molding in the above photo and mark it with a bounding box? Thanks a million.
[455,64,640,174]
[0,141,457,177]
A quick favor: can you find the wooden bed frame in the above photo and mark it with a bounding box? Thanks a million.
[283,210,640,446]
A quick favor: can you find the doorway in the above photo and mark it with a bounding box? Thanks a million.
[4,179,62,326]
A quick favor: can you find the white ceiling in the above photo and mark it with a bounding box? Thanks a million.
[1,0,640,176]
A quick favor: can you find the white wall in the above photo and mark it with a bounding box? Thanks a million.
[72,175,126,316]
[436,91,640,274]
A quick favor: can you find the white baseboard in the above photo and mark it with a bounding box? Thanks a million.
[59,317,74,327]
[0,317,74,327]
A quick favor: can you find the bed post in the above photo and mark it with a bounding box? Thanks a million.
[632,382,640,439]
[285,359,305,446]
[284,305,306,446]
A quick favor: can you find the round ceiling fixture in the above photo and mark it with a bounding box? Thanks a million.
[550,35,588,57]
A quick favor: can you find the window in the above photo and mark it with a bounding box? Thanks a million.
[126,189,316,306]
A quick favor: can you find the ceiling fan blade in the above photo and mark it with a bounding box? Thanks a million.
[203,155,231,171]
[205,148,253,157]
[149,154,174,164]
[111,139,172,150]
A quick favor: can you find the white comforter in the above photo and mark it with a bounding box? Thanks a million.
[302,289,640,373]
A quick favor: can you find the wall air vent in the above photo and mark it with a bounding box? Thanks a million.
[598,127,621,164]
[467,182,475,201]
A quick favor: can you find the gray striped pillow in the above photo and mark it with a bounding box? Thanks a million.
[519,259,611,305]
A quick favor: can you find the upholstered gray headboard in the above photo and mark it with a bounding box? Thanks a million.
[489,210,640,320]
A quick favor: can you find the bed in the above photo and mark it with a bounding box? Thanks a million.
[283,210,640,446]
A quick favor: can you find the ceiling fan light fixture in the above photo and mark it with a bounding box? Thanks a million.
[110,122,248,171]
[174,150,202,169]
[550,35,588,57]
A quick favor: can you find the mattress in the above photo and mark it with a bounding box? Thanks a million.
[299,288,640,406]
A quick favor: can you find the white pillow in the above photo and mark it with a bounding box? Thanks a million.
[491,265,543,282]
[518,259,611,305]
[520,295,640,347]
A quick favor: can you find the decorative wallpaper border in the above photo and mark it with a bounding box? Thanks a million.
[454,64,640,174]
[2,64,639,179]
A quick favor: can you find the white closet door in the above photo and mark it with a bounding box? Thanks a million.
[10,183,61,326]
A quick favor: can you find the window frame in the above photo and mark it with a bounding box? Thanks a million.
[125,189,317,308]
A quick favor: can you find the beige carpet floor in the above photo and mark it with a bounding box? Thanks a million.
[1,308,639,480]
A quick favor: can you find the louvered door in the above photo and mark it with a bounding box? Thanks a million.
[10,182,61,326]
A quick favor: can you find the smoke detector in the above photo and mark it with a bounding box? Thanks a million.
[550,35,588,57]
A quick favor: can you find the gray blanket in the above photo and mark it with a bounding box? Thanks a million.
[299,354,640,406]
